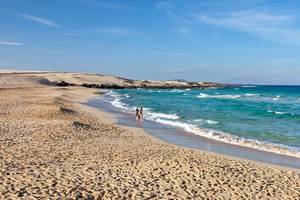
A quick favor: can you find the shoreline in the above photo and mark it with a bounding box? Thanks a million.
[1,86,300,199]
[86,93,300,172]
[104,89,300,160]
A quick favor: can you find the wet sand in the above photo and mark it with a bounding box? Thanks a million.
[1,86,300,199]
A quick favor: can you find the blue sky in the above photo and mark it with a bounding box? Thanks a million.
[1,0,300,84]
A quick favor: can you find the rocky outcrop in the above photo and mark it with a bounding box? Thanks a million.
[53,80,227,89]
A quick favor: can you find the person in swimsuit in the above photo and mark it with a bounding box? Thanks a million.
[136,107,140,120]
[140,107,143,120]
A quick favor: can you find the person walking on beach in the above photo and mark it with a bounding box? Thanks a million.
[136,107,140,120]
[140,107,143,120]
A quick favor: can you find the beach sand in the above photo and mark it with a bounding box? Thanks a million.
[1,85,300,199]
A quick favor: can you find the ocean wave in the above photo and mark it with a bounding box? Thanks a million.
[197,93,287,102]
[107,91,133,112]
[212,94,241,99]
[267,110,285,115]
[192,119,219,125]
[155,119,194,131]
[153,118,300,158]
[111,98,129,111]
[108,91,180,120]
[170,89,185,93]
[144,89,163,93]
[193,119,203,123]
[206,120,219,124]
[267,110,295,116]
[197,93,242,99]
[111,98,128,110]
[272,95,281,101]
[146,112,179,120]
[245,93,259,97]
[242,85,257,88]
[197,93,209,98]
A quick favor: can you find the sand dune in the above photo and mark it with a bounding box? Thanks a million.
[0,70,225,89]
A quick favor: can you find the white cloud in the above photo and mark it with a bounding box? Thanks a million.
[15,12,60,28]
[64,28,150,39]
[197,10,293,28]
[157,2,190,24]
[156,1,300,45]
[155,1,192,38]
[0,41,25,46]
[194,5,300,45]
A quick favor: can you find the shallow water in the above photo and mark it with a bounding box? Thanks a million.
[105,86,300,157]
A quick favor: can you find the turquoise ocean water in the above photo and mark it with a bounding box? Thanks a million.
[107,86,300,157]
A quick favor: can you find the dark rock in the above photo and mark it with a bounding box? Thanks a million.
[60,107,77,114]
[72,121,92,129]
[55,81,76,87]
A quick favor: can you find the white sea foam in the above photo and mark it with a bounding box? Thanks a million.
[197,93,260,99]
[170,89,185,93]
[107,91,180,120]
[206,120,219,124]
[245,93,259,97]
[107,91,133,111]
[267,110,295,116]
[197,93,241,99]
[153,118,300,158]
[216,94,242,99]
[197,93,209,98]
[193,119,203,123]
[111,97,128,110]
[185,88,191,91]
[155,119,194,132]
[272,95,281,101]
[192,119,219,125]
[268,110,285,115]
[242,85,257,88]
[146,112,179,120]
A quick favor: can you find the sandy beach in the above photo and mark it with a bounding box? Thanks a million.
[1,73,300,199]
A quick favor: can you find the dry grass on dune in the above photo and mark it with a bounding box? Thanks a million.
[0,87,300,199]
